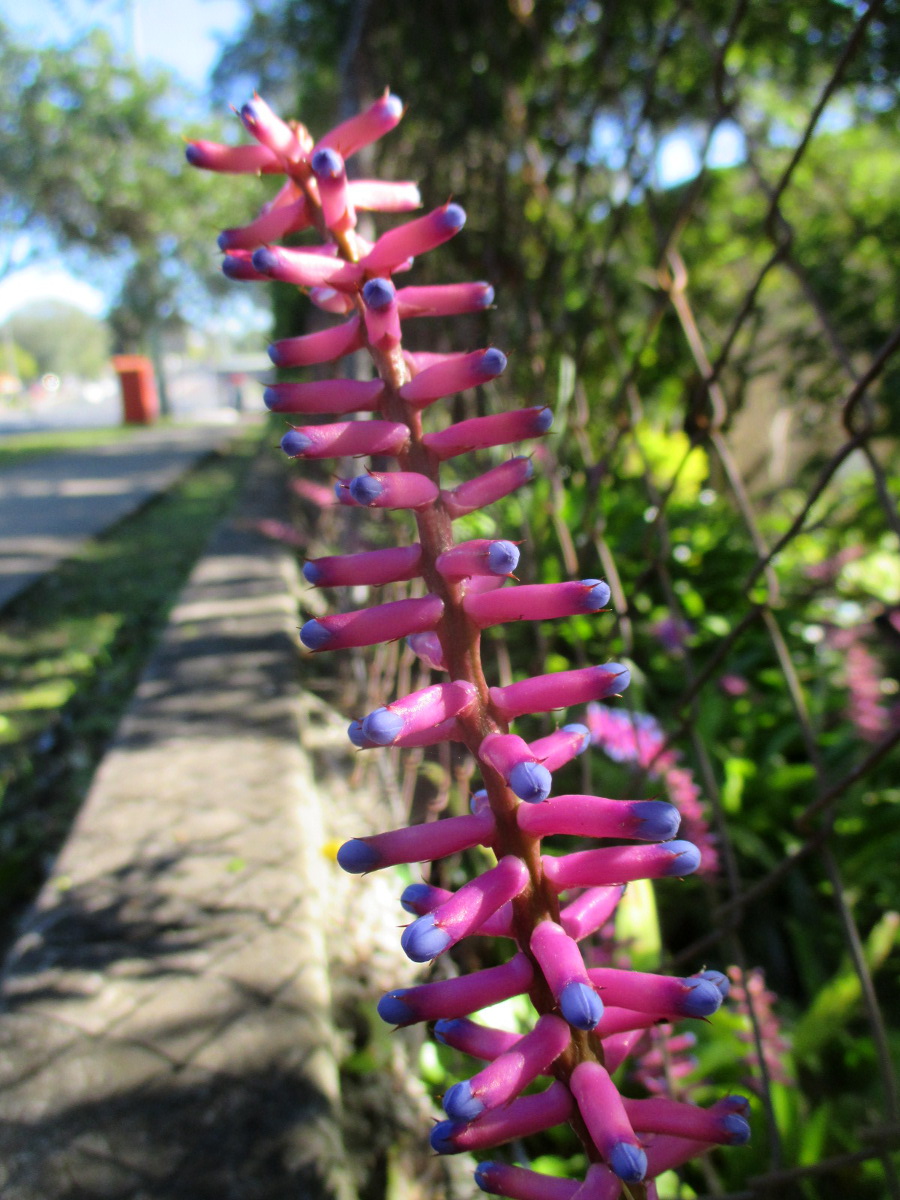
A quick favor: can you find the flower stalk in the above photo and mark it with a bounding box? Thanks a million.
[189,88,748,1198]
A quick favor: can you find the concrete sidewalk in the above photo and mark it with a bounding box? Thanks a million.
[0,447,464,1200]
[0,422,255,609]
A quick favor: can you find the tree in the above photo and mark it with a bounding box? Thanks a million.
[4,302,111,380]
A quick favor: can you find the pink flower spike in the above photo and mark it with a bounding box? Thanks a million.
[560,885,626,941]
[396,282,495,318]
[490,663,631,721]
[310,146,355,231]
[434,1018,522,1061]
[587,968,724,1019]
[361,680,478,746]
[475,1162,579,1200]
[269,316,363,368]
[218,197,312,250]
[407,631,447,671]
[263,379,384,415]
[398,347,507,406]
[423,407,553,460]
[361,202,466,273]
[571,1062,647,1184]
[303,544,422,588]
[377,952,534,1026]
[479,732,551,803]
[463,579,610,630]
[430,1081,573,1154]
[517,794,680,842]
[442,456,534,519]
[531,921,603,1031]
[528,724,592,773]
[283,418,408,461]
[251,244,362,288]
[623,1096,750,1146]
[400,855,529,962]
[543,840,701,891]
[436,539,520,579]
[442,1014,571,1121]
[300,594,442,652]
[348,179,422,212]
[337,808,495,875]
[362,278,402,347]
[185,140,281,174]
[239,94,304,161]
[315,90,404,158]
[341,470,439,510]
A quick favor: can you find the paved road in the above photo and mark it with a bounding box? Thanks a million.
[0,421,257,609]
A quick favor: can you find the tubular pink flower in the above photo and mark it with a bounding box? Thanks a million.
[596,1007,665,1036]
[269,316,363,368]
[340,470,439,510]
[337,807,495,875]
[587,968,724,1019]
[434,1017,522,1060]
[560,885,626,942]
[378,952,534,1026]
[282,419,408,462]
[308,286,356,314]
[435,539,520,579]
[531,920,604,1030]
[251,243,363,288]
[314,90,404,159]
[601,1028,648,1074]
[463,579,611,629]
[347,179,422,211]
[400,855,529,962]
[423,406,552,460]
[360,202,466,273]
[475,1162,580,1200]
[570,1164,628,1200]
[401,881,514,936]
[398,347,507,406]
[528,724,592,773]
[518,794,680,842]
[185,139,281,173]
[362,278,402,347]
[479,732,552,803]
[442,456,534,518]
[311,146,355,231]
[300,594,442,652]
[624,1096,751,1145]
[239,94,305,161]
[443,1014,570,1121]
[350,715,464,749]
[303,544,422,587]
[218,197,312,250]
[396,282,494,317]
[263,379,384,415]
[406,631,447,671]
[490,664,630,721]
[430,1081,573,1154]
[222,251,270,281]
[543,840,701,890]
[571,1061,647,1183]
[360,680,478,746]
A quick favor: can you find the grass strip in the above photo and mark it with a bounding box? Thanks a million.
[0,423,266,942]
[0,426,151,471]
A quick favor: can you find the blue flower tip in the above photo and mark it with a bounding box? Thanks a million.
[362,707,405,746]
[443,203,466,231]
[699,969,730,997]
[376,990,414,1026]
[562,723,591,754]
[400,913,451,963]
[362,277,396,310]
[480,347,507,376]
[442,1080,484,1122]
[300,619,332,651]
[509,761,552,803]
[301,560,322,585]
[632,799,681,841]
[477,284,495,309]
[433,1017,462,1045]
[534,406,554,433]
[678,976,723,1018]
[384,93,404,119]
[399,882,433,914]
[281,430,312,458]
[429,1120,462,1155]
[474,1162,501,1194]
[311,146,342,177]
[469,788,489,814]
[184,143,202,166]
[216,230,234,252]
[348,474,385,506]
[580,579,611,611]
[665,839,702,877]
[608,1142,648,1184]
[251,245,278,274]
[347,720,369,748]
[486,540,519,576]
[722,1113,751,1146]
[724,1093,751,1115]
[336,838,380,874]
[559,980,603,1030]
[604,661,631,693]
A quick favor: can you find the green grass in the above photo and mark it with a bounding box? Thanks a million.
[0,424,266,941]
[0,426,146,470]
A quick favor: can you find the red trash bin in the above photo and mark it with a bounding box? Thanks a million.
[111,355,159,425]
